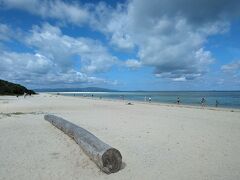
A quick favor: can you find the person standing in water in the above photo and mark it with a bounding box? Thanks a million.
[144,96,147,102]
[177,97,180,104]
[215,100,219,107]
[201,97,206,107]
[148,96,152,103]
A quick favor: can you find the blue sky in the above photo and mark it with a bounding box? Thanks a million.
[0,0,240,90]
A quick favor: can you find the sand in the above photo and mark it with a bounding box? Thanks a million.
[0,93,240,180]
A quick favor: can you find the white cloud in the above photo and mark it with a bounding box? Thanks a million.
[0,50,109,87]
[219,61,240,86]
[172,77,187,82]
[127,9,216,80]
[0,23,14,41]
[221,60,240,73]
[0,51,52,81]
[25,23,117,74]
[0,22,118,87]
[0,0,233,80]
[0,0,89,24]
[89,2,135,51]
[0,1,135,51]
[0,22,26,44]
[125,59,142,69]
[0,51,52,73]
[91,0,238,80]
[1,0,240,85]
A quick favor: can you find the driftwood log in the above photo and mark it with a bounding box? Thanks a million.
[44,114,122,174]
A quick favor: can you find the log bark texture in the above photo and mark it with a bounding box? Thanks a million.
[44,114,122,174]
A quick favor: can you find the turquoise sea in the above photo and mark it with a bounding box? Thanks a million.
[51,91,240,109]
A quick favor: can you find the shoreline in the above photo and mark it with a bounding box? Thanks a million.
[44,93,240,113]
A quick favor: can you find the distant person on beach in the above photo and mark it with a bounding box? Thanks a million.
[91,94,93,98]
[144,96,147,102]
[148,96,152,103]
[215,100,219,107]
[177,97,180,104]
[201,97,206,107]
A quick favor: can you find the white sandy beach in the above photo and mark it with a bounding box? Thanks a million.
[0,93,240,180]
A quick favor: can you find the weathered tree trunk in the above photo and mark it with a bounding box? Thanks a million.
[44,114,122,174]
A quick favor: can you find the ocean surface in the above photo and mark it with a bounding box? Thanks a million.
[50,91,240,109]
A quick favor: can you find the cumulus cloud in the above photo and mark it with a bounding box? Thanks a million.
[0,0,135,51]
[25,23,117,74]
[124,0,240,80]
[129,0,240,25]
[1,0,240,85]
[221,60,240,73]
[0,0,89,25]
[40,0,231,80]
[0,50,108,87]
[125,59,142,69]
[90,0,240,81]
[0,22,118,87]
[0,23,19,41]
[0,23,11,41]
[89,2,135,51]
[220,61,240,86]
[0,51,52,81]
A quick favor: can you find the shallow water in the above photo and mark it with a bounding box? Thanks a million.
[50,91,240,109]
